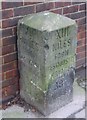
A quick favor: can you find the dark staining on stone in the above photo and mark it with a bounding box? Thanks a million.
[47,69,74,101]
[44,44,49,50]
[69,70,75,83]
[27,27,29,31]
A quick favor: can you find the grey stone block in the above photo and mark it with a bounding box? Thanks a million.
[17,11,77,115]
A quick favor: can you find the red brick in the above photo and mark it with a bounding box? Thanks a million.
[14,5,35,16]
[3,52,17,64]
[1,60,17,72]
[63,2,71,6]
[63,5,78,14]
[2,69,18,80]
[2,35,17,46]
[2,28,13,38]
[2,83,18,99]
[51,8,62,15]
[2,76,19,88]
[55,2,71,8]
[2,17,22,28]
[77,17,86,26]
[2,2,23,9]
[55,2,64,8]
[23,2,41,5]
[76,51,86,60]
[2,9,14,19]
[78,24,86,33]
[0,44,16,56]
[77,45,86,53]
[79,3,86,11]
[76,57,85,68]
[77,38,86,47]
[71,2,85,5]
[70,11,86,19]
[36,2,54,12]
[77,31,86,40]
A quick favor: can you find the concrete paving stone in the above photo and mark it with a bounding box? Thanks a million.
[75,109,85,118]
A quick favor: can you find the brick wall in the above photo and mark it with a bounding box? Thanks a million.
[0,1,86,105]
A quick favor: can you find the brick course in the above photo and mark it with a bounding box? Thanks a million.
[0,1,86,105]
[2,2,23,9]
[1,60,17,71]
[0,44,16,56]
[1,36,17,46]
[2,17,22,28]
[2,9,14,19]
[36,2,54,12]
[1,69,18,81]
[14,5,35,16]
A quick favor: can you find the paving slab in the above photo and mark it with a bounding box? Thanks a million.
[75,109,85,118]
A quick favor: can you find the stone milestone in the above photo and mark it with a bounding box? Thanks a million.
[17,11,77,115]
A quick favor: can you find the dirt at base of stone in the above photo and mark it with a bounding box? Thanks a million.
[76,66,86,90]
[77,78,86,90]
[1,94,36,113]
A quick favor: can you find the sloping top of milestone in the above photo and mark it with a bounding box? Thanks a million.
[19,11,76,32]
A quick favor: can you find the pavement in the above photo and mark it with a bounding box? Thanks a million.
[0,80,86,119]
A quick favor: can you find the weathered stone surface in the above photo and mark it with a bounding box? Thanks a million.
[17,11,77,115]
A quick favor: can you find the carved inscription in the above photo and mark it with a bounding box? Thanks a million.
[53,27,72,59]
[47,27,75,80]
